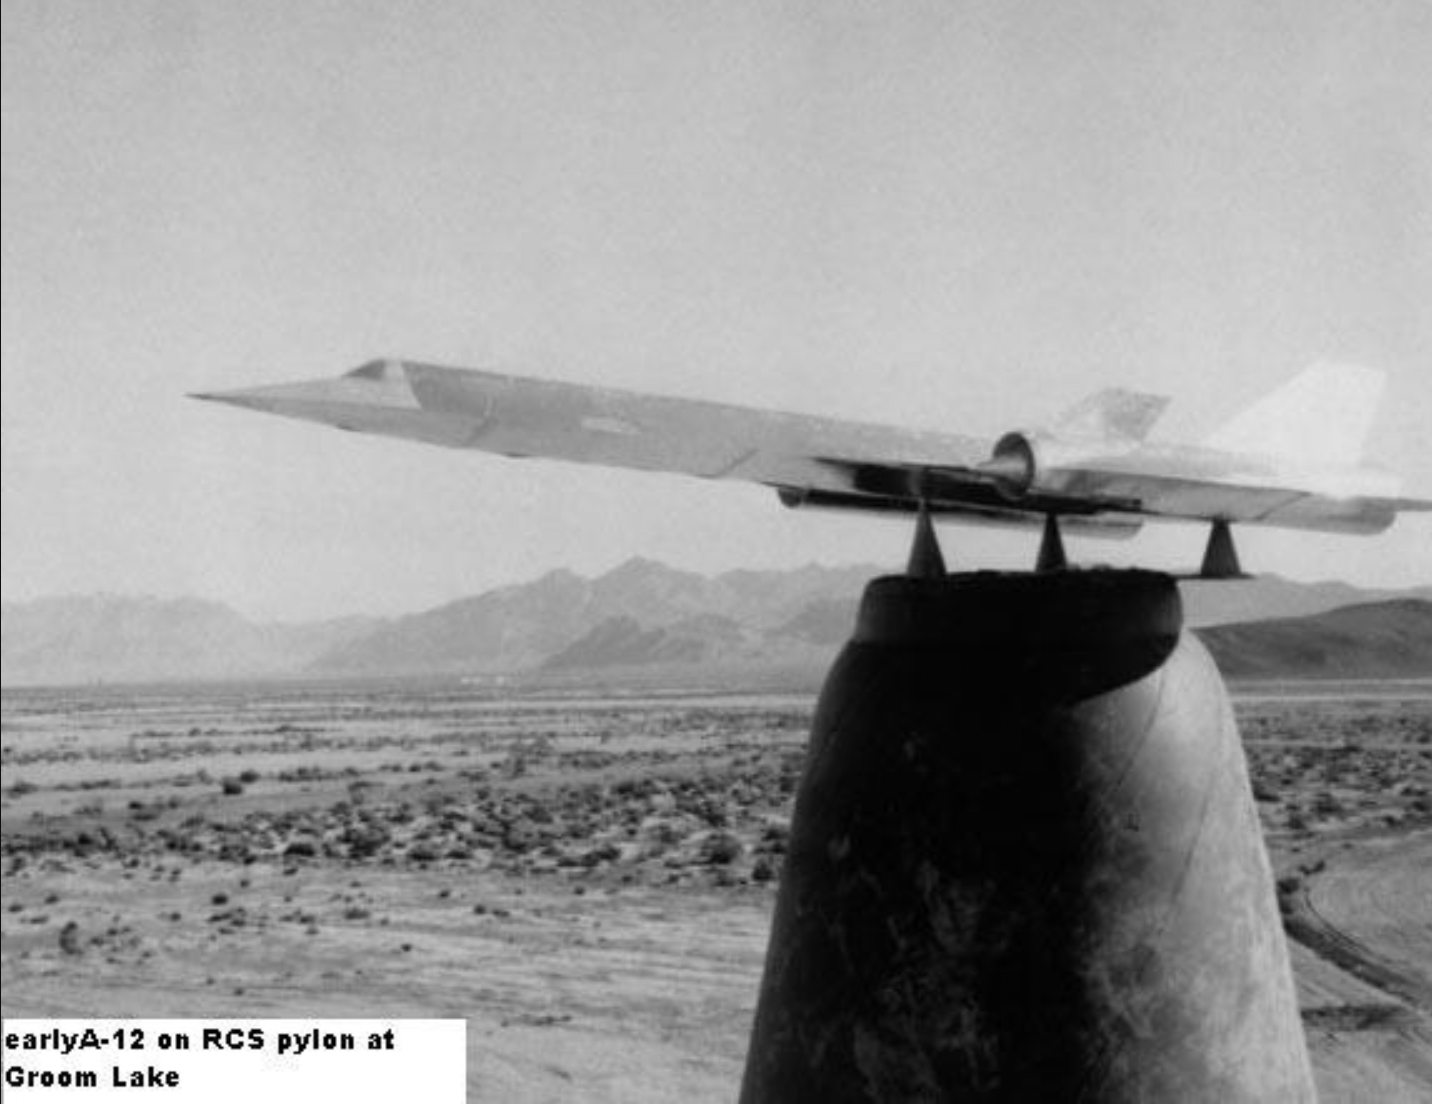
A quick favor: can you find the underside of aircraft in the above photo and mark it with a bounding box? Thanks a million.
[194,360,1429,579]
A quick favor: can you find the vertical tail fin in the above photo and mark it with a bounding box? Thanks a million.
[1054,388,1169,443]
[1202,363,1384,465]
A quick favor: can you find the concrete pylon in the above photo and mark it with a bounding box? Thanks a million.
[740,570,1315,1102]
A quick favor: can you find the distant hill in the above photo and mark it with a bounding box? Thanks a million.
[1178,576,1432,628]
[0,596,379,686]
[309,559,875,676]
[4,563,1429,686]
[543,614,752,669]
[1197,599,1432,680]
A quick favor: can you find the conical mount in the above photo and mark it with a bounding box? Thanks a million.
[907,502,947,579]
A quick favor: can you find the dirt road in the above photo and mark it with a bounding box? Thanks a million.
[1292,830,1432,1102]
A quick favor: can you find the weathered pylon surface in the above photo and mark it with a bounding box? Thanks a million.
[740,570,1316,1102]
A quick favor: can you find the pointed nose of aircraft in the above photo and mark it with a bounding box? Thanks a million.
[188,359,490,447]
[189,359,421,414]
[188,379,341,413]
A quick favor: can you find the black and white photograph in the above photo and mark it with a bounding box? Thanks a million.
[3,1,1430,1100]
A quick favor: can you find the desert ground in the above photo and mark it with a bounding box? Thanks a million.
[3,679,1429,1101]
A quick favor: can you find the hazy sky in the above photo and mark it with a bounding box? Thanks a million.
[4,0,1430,621]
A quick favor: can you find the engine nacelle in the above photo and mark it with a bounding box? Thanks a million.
[984,430,1126,501]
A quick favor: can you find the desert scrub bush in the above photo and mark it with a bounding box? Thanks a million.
[58,921,83,955]
[702,832,743,865]
[220,778,245,796]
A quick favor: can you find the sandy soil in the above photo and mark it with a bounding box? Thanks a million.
[2,863,766,1102]
[3,682,1430,1100]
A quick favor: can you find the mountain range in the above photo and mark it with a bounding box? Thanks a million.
[0,595,378,686]
[1199,599,1432,680]
[3,560,1429,687]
